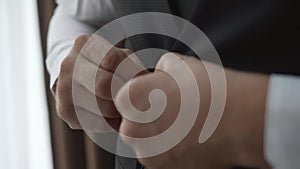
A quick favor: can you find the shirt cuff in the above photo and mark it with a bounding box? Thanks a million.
[46,44,73,93]
[265,74,300,169]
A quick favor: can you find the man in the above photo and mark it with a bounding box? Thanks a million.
[47,0,300,168]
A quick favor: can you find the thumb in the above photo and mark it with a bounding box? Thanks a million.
[115,72,167,117]
[155,52,186,72]
[115,52,186,129]
[115,71,172,137]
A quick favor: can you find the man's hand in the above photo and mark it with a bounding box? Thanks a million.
[115,53,271,169]
[55,34,271,168]
[55,34,135,131]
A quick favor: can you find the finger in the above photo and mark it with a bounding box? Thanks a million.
[57,100,121,132]
[120,48,133,55]
[111,52,149,84]
[97,99,120,118]
[55,99,81,129]
[116,71,180,138]
[56,76,73,107]
[116,74,180,162]
[79,35,148,78]
[95,67,125,100]
[56,84,121,131]
[75,107,121,132]
[100,47,128,72]
[56,35,92,107]
[72,83,120,118]
[155,52,186,72]
[80,34,128,72]
[72,34,91,54]
[73,55,125,100]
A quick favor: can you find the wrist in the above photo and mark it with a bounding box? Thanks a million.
[224,69,270,167]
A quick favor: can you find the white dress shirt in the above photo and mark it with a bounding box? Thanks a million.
[46,0,117,88]
[265,75,300,169]
[46,1,300,168]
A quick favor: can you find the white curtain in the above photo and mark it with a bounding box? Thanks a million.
[0,0,53,169]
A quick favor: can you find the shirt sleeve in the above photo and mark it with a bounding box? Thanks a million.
[265,74,300,169]
[46,0,117,91]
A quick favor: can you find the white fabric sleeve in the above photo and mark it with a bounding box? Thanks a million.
[265,74,300,169]
[46,0,117,90]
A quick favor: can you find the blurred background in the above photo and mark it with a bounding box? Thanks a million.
[0,0,53,169]
[0,0,116,169]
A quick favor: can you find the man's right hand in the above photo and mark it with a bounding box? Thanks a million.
[55,34,135,131]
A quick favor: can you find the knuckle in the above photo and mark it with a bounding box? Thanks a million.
[68,123,81,130]
[95,81,110,99]
[156,52,177,69]
[161,52,175,61]
[56,80,71,98]
[74,34,90,49]
[101,48,124,71]
[56,104,74,122]
[121,48,133,56]
[102,53,116,69]
[97,99,119,118]
[95,69,112,99]
[59,57,74,75]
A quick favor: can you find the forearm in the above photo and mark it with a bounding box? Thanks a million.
[224,70,270,168]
